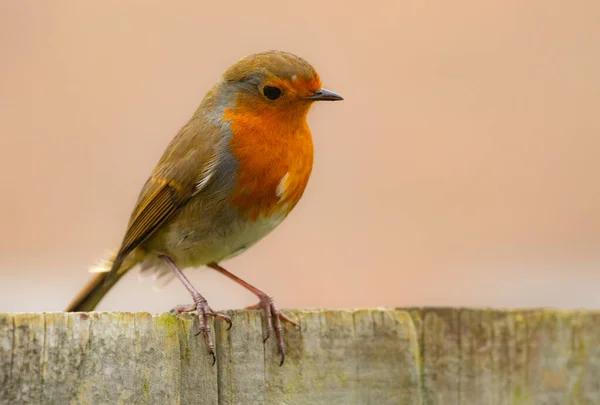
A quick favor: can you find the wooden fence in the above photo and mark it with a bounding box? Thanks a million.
[1,308,598,404]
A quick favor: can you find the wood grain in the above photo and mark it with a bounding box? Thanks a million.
[0,309,598,404]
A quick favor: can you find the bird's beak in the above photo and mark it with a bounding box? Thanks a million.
[305,88,344,101]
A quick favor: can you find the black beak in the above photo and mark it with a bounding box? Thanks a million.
[306,88,344,101]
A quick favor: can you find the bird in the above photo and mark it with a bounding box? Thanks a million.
[65,50,343,366]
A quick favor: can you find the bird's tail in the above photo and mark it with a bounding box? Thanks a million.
[65,249,135,312]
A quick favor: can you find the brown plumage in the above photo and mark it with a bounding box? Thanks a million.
[66,51,343,365]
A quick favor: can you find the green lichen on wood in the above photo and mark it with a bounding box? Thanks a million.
[141,378,150,403]
[0,309,599,405]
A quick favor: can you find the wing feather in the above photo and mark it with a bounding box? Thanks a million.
[120,184,177,254]
[105,142,221,281]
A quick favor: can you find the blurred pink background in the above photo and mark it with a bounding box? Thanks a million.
[1,1,599,313]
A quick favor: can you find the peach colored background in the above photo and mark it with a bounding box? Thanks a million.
[1,1,599,313]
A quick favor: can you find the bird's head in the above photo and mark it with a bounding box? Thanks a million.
[217,51,343,119]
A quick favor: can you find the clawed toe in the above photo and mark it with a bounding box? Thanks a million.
[246,295,298,366]
[170,303,196,315]
[170,298,231,365]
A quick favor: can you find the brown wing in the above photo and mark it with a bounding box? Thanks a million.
[119,180,182,258]
[106,147,219,280]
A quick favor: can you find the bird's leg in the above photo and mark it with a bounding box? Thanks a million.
[159,255,231,365]
[207,262,299,366]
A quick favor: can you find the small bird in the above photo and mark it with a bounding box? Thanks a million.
[65,50,343,365]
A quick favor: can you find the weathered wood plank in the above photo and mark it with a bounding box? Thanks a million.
[0,314,14,403]
[412,308,460,405]
[258,309,421,405]
[0,309,599,405]
[215,309,266,405]
[0,312,219,405]
[215,309,421,405]
[414,308,600,405]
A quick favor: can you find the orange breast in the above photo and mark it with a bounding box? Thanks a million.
[224,106,314,221]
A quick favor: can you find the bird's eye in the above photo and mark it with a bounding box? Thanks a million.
[263,86,282,100]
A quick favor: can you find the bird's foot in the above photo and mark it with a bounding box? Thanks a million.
[170,295,232,365]
[246,295,300,366]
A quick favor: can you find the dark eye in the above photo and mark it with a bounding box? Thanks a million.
[263,86,282,100]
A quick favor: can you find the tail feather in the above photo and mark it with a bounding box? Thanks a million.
[65,249,135,312]
[88,249,117,273]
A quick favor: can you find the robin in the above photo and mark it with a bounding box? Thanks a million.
[65,50,343,365]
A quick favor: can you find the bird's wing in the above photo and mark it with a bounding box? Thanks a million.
[107,139,220,279]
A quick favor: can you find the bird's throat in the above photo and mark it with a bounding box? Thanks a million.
[223,107,314,221]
